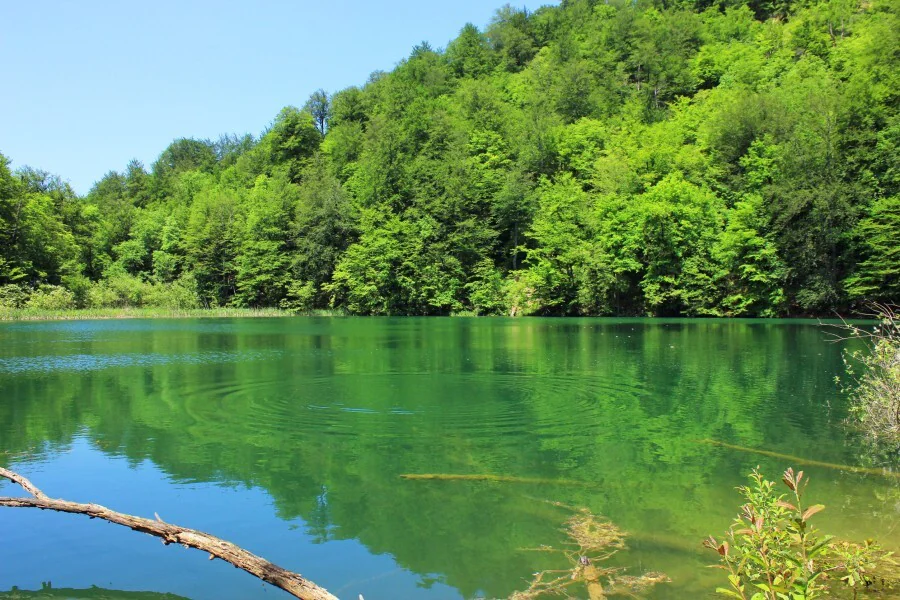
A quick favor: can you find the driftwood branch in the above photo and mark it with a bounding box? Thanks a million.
[0,467,338,600]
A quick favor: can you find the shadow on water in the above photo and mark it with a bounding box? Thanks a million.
[0,318,898,599]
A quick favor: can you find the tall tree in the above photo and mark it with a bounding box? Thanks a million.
[304,89,330,135]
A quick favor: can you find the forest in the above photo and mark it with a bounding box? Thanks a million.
[1,0,898,317]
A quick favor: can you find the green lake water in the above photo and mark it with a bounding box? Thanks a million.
[1,318,898,599]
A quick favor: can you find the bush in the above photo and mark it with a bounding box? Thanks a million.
[61,274,92,308]
[87,272,145,308]
[505,275,539,317]
[0,284,29,309]
[86,280,125,308]
[838,305,900,445]
[25,285,76,310]
[465,260,508,316]
[280,280,316,313]
[706,467,896,599]
[144,274,201,309]
[88,271,200,309]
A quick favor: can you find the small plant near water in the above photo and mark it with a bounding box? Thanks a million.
[510,506,668,599]
[835,304,900,448]
[706,467,896,599]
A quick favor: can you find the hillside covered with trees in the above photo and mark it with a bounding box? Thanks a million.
[1,0,898,316]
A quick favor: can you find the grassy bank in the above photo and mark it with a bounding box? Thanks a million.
[0,307,346,322]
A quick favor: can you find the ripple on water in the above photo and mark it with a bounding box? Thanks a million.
[165,368,652,458]
[0,349,283,374]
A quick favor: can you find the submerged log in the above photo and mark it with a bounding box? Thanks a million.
[399,473,590,486]
[0,467,338,600]
[582,563,605,600]
[696,439,900,479]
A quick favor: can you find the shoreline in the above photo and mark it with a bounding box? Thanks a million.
[0,307,874,323]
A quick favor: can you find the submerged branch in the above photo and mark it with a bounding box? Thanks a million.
[0,467,338,600]
[399,473,590,486]
[511,507,669,599]
[696,439,900,479]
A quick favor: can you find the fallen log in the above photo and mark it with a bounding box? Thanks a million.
[0,467,338,600]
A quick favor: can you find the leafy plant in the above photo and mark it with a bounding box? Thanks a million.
[706,467,896,600]
[836,304,900,446]
[0,284,29,309]
[24,284,76,310]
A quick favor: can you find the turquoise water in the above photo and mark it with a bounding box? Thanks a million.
[0,318,897,599]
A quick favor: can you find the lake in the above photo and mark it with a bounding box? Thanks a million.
[1,318,898,599]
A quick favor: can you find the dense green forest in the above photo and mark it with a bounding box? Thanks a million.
[1,0,898,316]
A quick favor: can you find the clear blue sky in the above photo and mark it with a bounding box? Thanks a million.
[1,0,558,195]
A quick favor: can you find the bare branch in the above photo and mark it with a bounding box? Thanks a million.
[0,466,48,499]
[0,468,338,600]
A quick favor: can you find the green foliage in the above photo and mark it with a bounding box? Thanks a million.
[838,305,900,446]
[447,23,496,79]
[632,173,724,315]
[290,160,358,307]
[487,5,538,72]
[151,138,217,198]
[465,258,507,315]
[280,280,317,313]
[522,174,592,314]
[182,180,239,306]
[706,467,896,599]
[232,175,295,308]
[711,194,786,317]
[266,107,322,183]
[61,273,92,308]
[0,154,80,286]
[87,270,147,308]
[24,285,76,310]
[86,269,199,310]
[844,196,900,301]
[0,284,29,309]
[146,273,201,309]
[328,215,464,315]
[304,89,330,135]
[3,0,899,315]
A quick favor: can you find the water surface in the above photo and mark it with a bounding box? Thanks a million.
[1,318,897,599]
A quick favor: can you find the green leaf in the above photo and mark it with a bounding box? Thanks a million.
[807,535,835,557]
